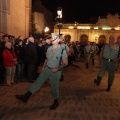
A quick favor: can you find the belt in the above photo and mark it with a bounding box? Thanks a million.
[46,66,57,69]
[46,66,52,69]
[103,58,114,62]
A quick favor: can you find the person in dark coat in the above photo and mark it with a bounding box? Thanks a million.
[25,37,38,82]
[36,41,46,77]
[37,41,46,66]
[14,40,25,82]
[0,43,5,84]
[0,34,9,84]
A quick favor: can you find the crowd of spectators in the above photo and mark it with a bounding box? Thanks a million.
[0,32,104,86]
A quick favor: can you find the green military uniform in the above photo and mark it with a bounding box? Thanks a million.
[84,45,92,68]
[28,45,67,99]
[91,45,99,65]
[91,45,99,59]
[97,44,120,84]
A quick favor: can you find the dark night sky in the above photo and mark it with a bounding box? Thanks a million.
[40,0,120,23]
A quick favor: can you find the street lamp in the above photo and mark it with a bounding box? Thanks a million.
[74,21,78,40]
[74,21,78,28]
[57,7,62,19]
[57,7,62,38]
[44,27,49,39]
[44,27,49,33]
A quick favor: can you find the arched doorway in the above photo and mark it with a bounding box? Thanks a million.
[98,35,106,54]
[117,36,120,41]
[80,34,88,44]
[64,34,71,43]
[98,35,106,44]
[80,34,88,57]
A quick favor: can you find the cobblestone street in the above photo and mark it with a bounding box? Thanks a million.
[0,57,120,120]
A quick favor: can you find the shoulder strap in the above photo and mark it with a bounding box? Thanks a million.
[59,48,64,66]
[65,45,66,50]
[61,48,64,54]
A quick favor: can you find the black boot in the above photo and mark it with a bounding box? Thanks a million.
[50,99,59,110]
[92,59,94,65]
[60,75,64,82]
[106,84,112,92]
[86,62,88,69]
[94,76,101,85]
[15,91,32,103]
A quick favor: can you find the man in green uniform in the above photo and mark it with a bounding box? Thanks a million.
[94,36,120,92]
[84,41,92,69]
[15,33,68,110]
[116,37,120,68]
[91,42,99,65]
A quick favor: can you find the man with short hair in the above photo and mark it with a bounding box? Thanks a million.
[25,37,38,82]
[94,36,120,91]
[15,33,68,110]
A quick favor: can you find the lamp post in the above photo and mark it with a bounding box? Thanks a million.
[57,7,62,38]
[74,21,78,40]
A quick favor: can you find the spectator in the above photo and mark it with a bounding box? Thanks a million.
[3,42,17,86]
[25,37,38,82]
[14,40,25,82]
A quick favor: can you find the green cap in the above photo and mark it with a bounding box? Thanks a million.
[51,33,59,37]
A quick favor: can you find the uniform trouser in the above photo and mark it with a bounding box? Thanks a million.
[28,66,61,99]
[116,60,120,68]
[91,52,97,59]
[97,59,117,84]
[85,54,91,63]
[5,66,16,85]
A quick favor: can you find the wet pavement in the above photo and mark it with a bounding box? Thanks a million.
[0,56,120,120]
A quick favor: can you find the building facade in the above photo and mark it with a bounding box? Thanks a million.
[32,0,53,34]
[0,0,32,38]
[54,13,120,43]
